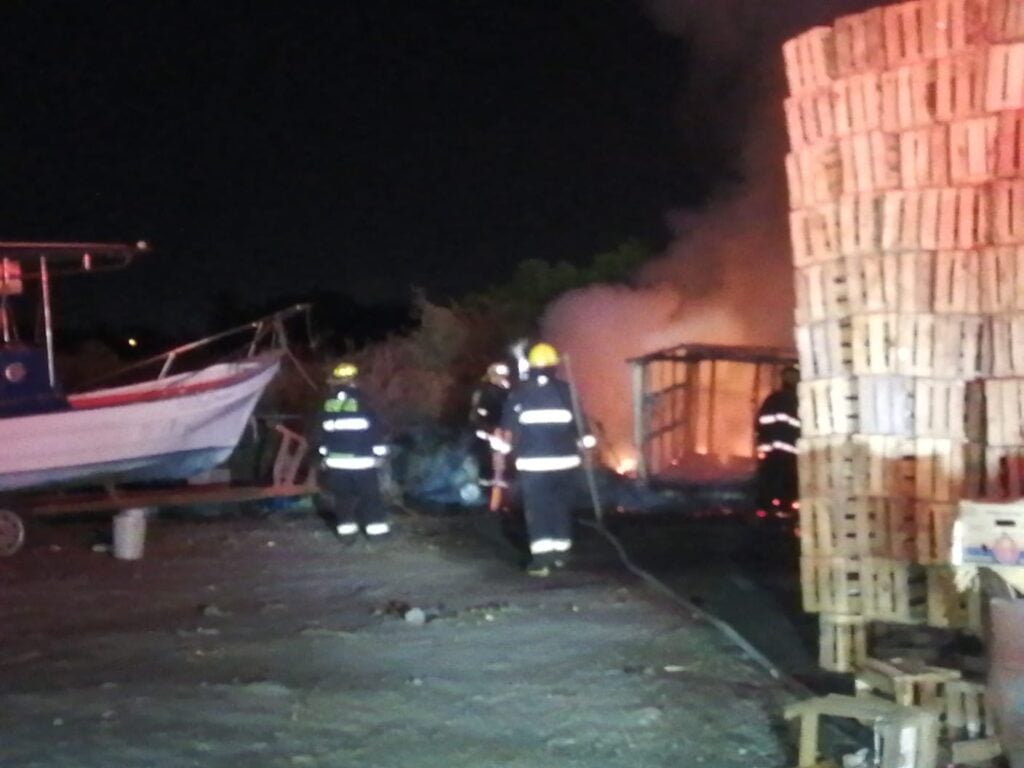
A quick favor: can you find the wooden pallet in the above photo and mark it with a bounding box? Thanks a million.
[790,203,841,266]
[855,656,962,710]
[786,143,842,209]
[800,496,879,557]
[784,91,838,150]
[944,680,997,741]
[798,436,857,497]
[918,186,990,251]
[834,8,887,76]
[883,0,928,68]
[935,49,989,121]
[914,500,956,563]
[926,0,995,56]
[794,260,848,324]
[874,496,919,559]
[913,437,969,502]
[880,61,936,133]
[995,109,1024,178]
[862,557,929,623]
[992,178,1024,245]
[986,42,1024,112]
[949,116,999,185]
[981,444,1024,497]
[782,26,838,97]
[913,378,979,440]
[847,251,934,314]
[852,313,901,374]
[898,314,988,379]
[934,250,983,314]
[989,0,1024,42]
[819,614,869,673]
[839,131,900,194]
[858,375,914,435]
[851,434,917,497]
[801,555,865,614]
[840,192,884,255]
[785,692,938,767]
[900,124,950,188]
[980,245,1024,312]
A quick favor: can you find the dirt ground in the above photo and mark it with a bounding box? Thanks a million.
[0,506,803,767]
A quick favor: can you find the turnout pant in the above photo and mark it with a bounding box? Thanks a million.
[323,468,389,535]
[518,469,575,564]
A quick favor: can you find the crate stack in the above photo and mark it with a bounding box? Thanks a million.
[783,0,1024,674]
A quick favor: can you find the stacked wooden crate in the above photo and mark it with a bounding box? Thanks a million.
[785,0,1024,675]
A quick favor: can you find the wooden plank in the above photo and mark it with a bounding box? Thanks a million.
[914,378,968,439]
[992,178,1024,246]
[790,202,841,266]
[988,0,1024,43]
[948,115,999,184]
[801,556,864,614]
[951,737,1003,765]
[881,190,922,251]
[935,50,989,121]
[984,377,1024,446]
[986,43,1024,112]
[990,315,1024,376]
[933,250,982,314]
[978,245,1024,312]
[900,124,950,188]
[840,192,883,255]
[914,501,955,563]
[852,313,899,374]
[862,557,928,623]
[819,614,868,672]
[798,435,857,497]
[883,1,927,67]
[995,109,1024,178]
[875,496,917,558]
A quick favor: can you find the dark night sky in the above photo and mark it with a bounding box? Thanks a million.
[0,2,701,332]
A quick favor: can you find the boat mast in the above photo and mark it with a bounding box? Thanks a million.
[39,256,55,386]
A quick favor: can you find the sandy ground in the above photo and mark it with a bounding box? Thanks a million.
[0,507,802,767]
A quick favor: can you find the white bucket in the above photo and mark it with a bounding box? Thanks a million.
[113,507,149,560]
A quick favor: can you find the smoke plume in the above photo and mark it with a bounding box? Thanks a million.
[542,0,888,455]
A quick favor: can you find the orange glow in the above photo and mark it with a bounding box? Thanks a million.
[615,454,637,476]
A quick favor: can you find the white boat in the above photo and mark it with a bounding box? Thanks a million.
[0,241,298,493]
[0,352,281,491]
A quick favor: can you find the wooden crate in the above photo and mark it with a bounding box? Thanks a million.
[989,314,1024,376]
[898,314,988,379]
[782,26,837,96]
[784,91,837,150]
[992,178,1024,245]
[944,680,996,741]
[881,189,923,251]
[880,61,936,133]
[948,115,999,185]
[914,500,956,563]
[801,555,864,614]
[995,109,1024,179]
[925,0,996,56]
[790,203,841,266]
[883,0,928,68]
[935,49,989,121]
[913,378,976,439]
[913,437,969,502]
[840,192,884,255]
[795,318,852,379]
[852,313,900,374]
[900,124,950,188]
[874,496,918,559]
[918,186,990,252]
[851,434,917,497]
[986,42,1024,112]
[847,251,934,315]
[793,260,847,324]
[798,377,857,436]
[838,131,900,195]
[979,245,1024,313]
[858,375,913,435]
[834,8,887,76]
[862,557,928,623]
[800,496,878,558]
[980,445,1024,497]
[989,0,1024,43]
[926,564,983,630]
[933,250,982,314]
[855,656,961,711]
[832,72,883,136]
[798,436,857,497]
[984,377,1024,446]
[785,143,842,209]
[819,614,869,673]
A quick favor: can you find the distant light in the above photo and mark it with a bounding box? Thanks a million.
[756,509,767,518]
[127,337,138,348]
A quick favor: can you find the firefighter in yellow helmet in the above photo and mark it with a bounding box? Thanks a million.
[497,341,595,577]
[315,362,391,541]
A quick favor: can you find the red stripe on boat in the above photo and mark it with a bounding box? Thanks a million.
[69,368,254,410]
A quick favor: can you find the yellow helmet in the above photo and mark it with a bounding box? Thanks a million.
[329,361,358,383]
[527,342,559,368]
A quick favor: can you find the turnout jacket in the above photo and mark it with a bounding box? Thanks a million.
[755,387,800,457]
[315,385,386,470]
[469,381,509,435]
[500,374,585,472]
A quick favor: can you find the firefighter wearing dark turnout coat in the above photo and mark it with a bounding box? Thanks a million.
[498,342,594,577]
[316,362,391,540]
[468,361,511,493]
[754,365,800,518]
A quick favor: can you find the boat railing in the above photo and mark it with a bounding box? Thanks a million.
[76,303,317,391]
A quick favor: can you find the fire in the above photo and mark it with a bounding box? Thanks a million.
[615,456,637,476]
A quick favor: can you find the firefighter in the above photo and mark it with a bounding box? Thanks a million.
[315,362,391,541]
[754,364,800,520]
[468,361,512,501]
[497,342,595,577]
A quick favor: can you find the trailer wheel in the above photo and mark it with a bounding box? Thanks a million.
[0,509,26,557]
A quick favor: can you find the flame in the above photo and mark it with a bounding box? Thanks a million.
[615,456,637,476]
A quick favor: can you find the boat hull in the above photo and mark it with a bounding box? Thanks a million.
[0,354,281,492]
